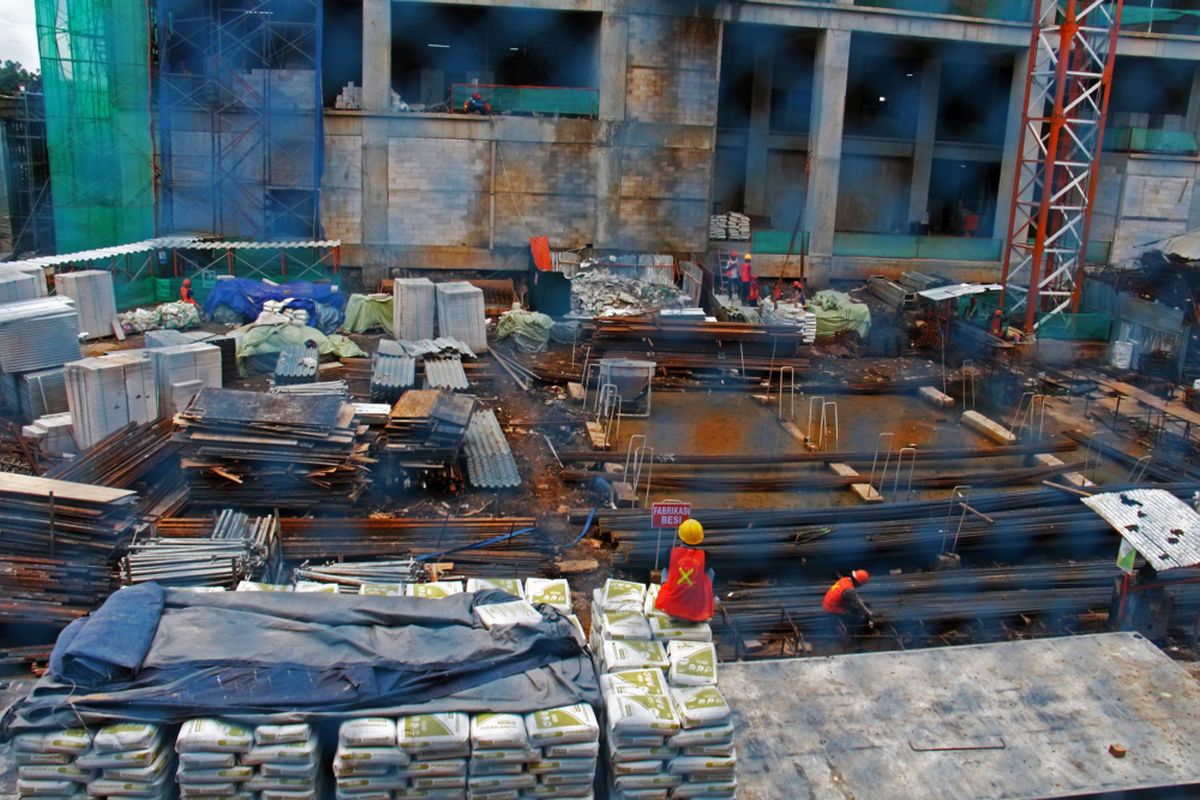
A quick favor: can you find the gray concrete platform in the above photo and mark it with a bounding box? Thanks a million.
[723,633,1200,799]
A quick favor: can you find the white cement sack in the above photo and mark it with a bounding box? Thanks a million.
[176,719,254,753]
[605,692,680,736]
[528,758,595,775]
[332,756,394,778]
[409,774,467,790]
[610,733,665,749]
[466,790,519,800]
[466,577,524,597]
[243,739,319,764]
[537,771,594,786]
[524,704,599,746]
[176,765,255,783]
[407,581,464,599]
[254,723,311,745]
[178,782,237,797]
[464,773,534,792]
[334,791,391,800]
[610,759,666,777]
[565,614,587,648]
[397,713,471,757]
[339,718,398,748]
[359,583,405,596]
[245,776,321,792]
[613,774,680,792]
[667,641,718,687]
[524,578,571,612]
[260,790,318,800]
[86,775,170,797]
[667,751,737,777]
[394,790,469,800]
[540,740,599,760]
[600,668,669,697]
[682,741,735,757]
[77,746,160,770]
[607,784,668,800]
[671,780,736,799]
[471,713,529,750]
[293,581,338,593]
[606,737,674,763]
[476,600,543,629]
[14,729,92,755]
[468,760,524,775]
[333,743,410,768]
[647,615,711,643]
[18,778,77,795]
[599,611,652,641]
[93,723,161,753]
[15,751,72,766]
[524,784,593,798]
[643,583,661,616]
[469,748,530,766]
[397,758,469,778]
[103,749,171,782]
[602,640,668,673]
[332,774,405,792]
[235,581,291,592]
[666,722,734,749]
[258,761,319,779]
[178,751,236,769]
[17,763,92,783]
[598,579,645,611]
[669,686,732,729]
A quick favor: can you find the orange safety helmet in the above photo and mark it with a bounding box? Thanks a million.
[850,569,870,587]
[182,278,192,287]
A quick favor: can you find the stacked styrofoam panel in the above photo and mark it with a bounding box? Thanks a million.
[0,297,81,373]
[245,722,322,799]
[393,278,436,342]
[0,268,45,304]
[23,412,77,457]
[80,722,172,799]
[13,728,94,800]
[18,367,68,422]
[175,719,255,799]
[64,351,159,450]
[148,343,222,415]
[54,270,118,340]
[435,282,488,354]
[524,704,600,800]
[468,713,537,799]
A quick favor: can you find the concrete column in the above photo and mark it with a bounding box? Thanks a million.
[1185,64,1200,137]
[362,0,392,112]
[743,43,774,217]
[908,58,941,229]
[599,13,628,122]
[803,28,851,284]
[993,47,1032,241]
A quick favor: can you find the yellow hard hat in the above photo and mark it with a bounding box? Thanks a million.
[678,519,704,546]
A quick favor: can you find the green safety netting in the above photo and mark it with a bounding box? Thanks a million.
[450,85,598,117]
[35,0,155,252]
[955,293,1113,342]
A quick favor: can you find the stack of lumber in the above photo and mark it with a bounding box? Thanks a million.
[175,388,371,510]
[383,389,475,468]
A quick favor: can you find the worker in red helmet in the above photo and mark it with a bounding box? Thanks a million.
[791,280,807,305]
[739,254,753,303]
[822,569,874,629]
[464,91,491,115]
[179,277,199,307]
[989,308,1005,338]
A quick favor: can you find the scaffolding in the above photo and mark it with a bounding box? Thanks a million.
[157,0,323,240]
[0,92,56,256]
[33,0,156,252]
[999,0,1124,334]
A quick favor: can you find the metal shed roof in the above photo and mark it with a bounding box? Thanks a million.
[1082,488,1200,571]
[918,283,1003,301]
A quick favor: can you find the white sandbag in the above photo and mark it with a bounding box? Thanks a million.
[93,723,161,753]
[398,714,470,757]
[605,692,681,736]
[669,685,732,729]
[359,583,405,596]
[332,743,410,768]
[667,750,737,777]
[77,746,160,770]
[14,729,92,755]
[103,748,171,782]
[647,615,711,643]
[598,579,646,611]
[466,577,523,597]
[293,581,338,593]
[397,758,469,778]
[524,704,599,747]
[242,738,319,764]
[599,611,652,641]
[176,719,254,753]
[464,773,535,792]
[524,578,571,612]
[339,718,398,748]
[235,581,291,592]
[476,600,543,629]
[666,721,734,749]
[17,763,92,783]
[407,581,464,599]
[176,765,255,783]
[528,758,595,775]
[600,668,669,697]
[254,723,311,745]
[178,751,236,770]
[408,774,467,790]
[602,640,668,673]
[667,641,718,687]
[470,713,529,750]
[613,773,680,792]
[540,740,599,760]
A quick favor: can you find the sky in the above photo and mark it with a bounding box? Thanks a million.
[0,0,40,71]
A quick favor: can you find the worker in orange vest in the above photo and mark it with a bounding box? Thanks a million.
[739,254,753,303]
[179,278,199,307]
[822,569,874,629]
[654,519,715,623]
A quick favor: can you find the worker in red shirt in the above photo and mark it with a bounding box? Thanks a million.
[464,92,491,114]
[179,277,199,307]
[748,279,760,307]
[723,251,739,295]
[654,519,715,623]
[822,569,874,630]
[739,254,753,303]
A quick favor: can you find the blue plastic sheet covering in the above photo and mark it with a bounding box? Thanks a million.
[4,584,599,733]
[203,279,347,333]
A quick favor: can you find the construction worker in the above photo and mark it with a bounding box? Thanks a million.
[822,569,874,629]
[464,92,491,115]
[179,277,199,307]
[747,279,760,307]
[791,280,806,305]
[723,251,739,295]
[654,519,715,623]
[989,308,1005,338]
[739,254,753,303]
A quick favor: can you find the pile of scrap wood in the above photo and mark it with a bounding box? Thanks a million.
[175,388,371,510]
[383,389,476,469]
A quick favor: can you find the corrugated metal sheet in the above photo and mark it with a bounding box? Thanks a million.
[424,356,469,391]
[273,345,319,385]
[2,236,341,271]
[1083,489,1200,571]
[918,283,1004,301]
[0,297,81,372]
[1116,294,1185,332]
[463,409,521,489]
[371,355,415,403]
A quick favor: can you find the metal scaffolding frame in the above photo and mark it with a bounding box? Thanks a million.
[999,0,1124,334]
[0,92,55,256]
[157,0,323,240]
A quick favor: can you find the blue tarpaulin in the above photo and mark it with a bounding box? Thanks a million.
[203,279,346,332]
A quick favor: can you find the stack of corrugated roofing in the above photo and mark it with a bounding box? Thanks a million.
[273,344,319,386]
[175,388,371,510]
[54,270,118,340]
[423,355,469,390]
[371,352,416,403]
[394,277,436,341]
[463,409,521,488]
[148,343,222,415]
[384,389,475,468]
[65,351,159,450]
[0,297,81,373]
[17,367,68,422]
[435,281,488,353]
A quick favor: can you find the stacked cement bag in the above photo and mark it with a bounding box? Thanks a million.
[466,577,524,598]
[466,713,535,799]
[333,717,408,798]
[600,668,681,799]
[665,683,736,799]
[80,722,171,799]
[643,584,713,644]
[174,718,255,798]
[396,713,471,796]
[13,728,93,799]
[524,703,600,800]
[244,723,322,799]
[407,580,464,599]
[523,578,571,614]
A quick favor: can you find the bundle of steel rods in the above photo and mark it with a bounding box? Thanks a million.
[120,510,282,588]
[293,559,427,590]
[555,441,1077,466]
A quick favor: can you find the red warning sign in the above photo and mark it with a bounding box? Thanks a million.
[652,500,692,529]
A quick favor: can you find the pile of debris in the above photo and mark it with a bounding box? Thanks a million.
[175,388,371,510]
[383,389,476,470]
[570,269,691,317]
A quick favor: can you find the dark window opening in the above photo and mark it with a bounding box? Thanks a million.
[1110,57,1194,119]
[322,0,362,108]
[937,59,1010,145]
[716,25,815,132]
[927,159,1000,237]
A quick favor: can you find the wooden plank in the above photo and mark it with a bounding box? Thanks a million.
[0,472,136,504]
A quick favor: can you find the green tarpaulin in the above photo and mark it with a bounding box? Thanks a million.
[810,290,872,338]
[236,323,366,375]
[343,293,394,335]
